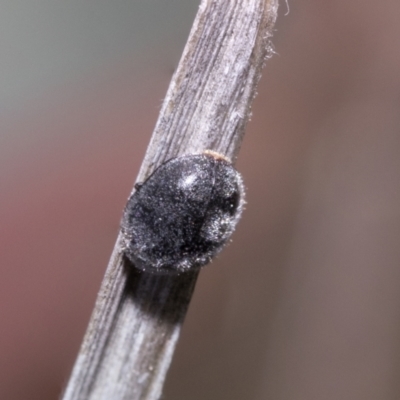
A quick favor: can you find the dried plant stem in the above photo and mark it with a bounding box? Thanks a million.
[62,1,278,399]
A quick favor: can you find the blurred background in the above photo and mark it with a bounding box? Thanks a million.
[1,0,400,399]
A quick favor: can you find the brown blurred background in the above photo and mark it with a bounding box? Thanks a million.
[1,1,400,399]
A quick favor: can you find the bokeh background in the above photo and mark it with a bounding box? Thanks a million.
[2,1,400,399]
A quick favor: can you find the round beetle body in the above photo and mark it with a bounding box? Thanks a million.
[121,151,244,274]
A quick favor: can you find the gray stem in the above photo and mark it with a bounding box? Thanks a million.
[62,1,278,399]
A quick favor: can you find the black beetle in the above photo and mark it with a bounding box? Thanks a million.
[121,151,244,274]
